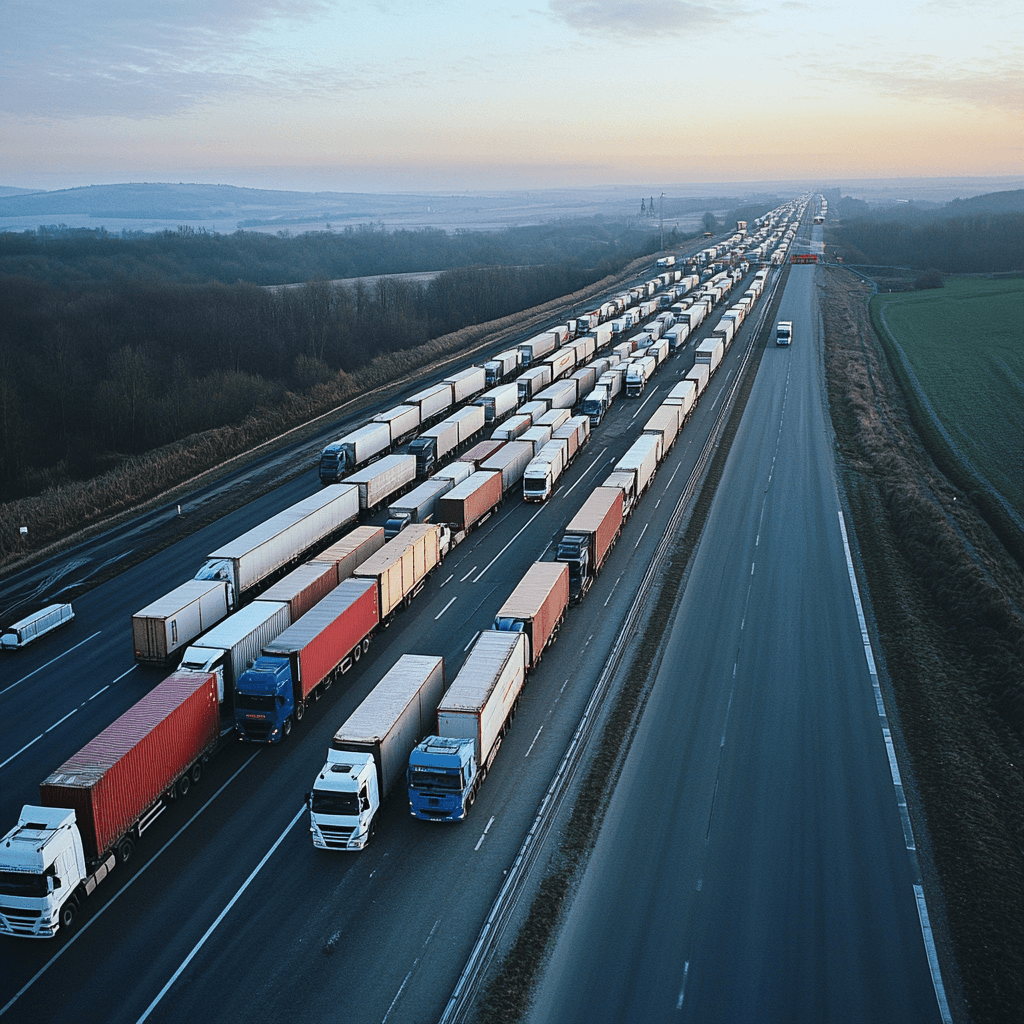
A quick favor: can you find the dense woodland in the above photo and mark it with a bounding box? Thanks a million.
[0,219,667,499]
[825,208,1024,274]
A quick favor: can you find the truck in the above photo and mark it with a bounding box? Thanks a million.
[492,561,569,668]
[534,379,577,411]
[685,362,711,399]
[408,630,529,821]
[776,320,793,346]
[474,383,519,424]
[372,404,420,446]
[234,579,380,742]
[344,454,417,512]
[552,415,590,464]
[643,404,682,452]
[308,655,446,851]
[310,525,386,583]
[353,523,448,621]
[518,332,557,367]
[132,581,229,666]
[664,380,697,421]
[318,422,392,484]
[491,413,532,442]
[437,471,503,533]
[557,486,624,601]
[178,600,292,706]
[542,347,576,382]
[516,365,553,401]
[582,387,610,426]
[520,424,553,454]
[193,484,359,607]
[459,438,506,470]
[2,603,75,651]
[442,366,487,403]
[614,434,662,499]
[404,382,454,425]
[625,356,657,397]
[523,439,567,502]
[664,325,689,353]
[712,318,735,350]
[255,561,339,623]
[384,477,455,538]
[535,408,570,432]
[0,670,222,937]
[480,440,534,494]
[409,418,461,478]
[695,338,724,374]
[570,365,597,398]
[484,349,521,385]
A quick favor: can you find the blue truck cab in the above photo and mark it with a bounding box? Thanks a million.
[235,656,295,743]
[407,736,477,821]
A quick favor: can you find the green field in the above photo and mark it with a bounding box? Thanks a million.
[871,276,1023,521]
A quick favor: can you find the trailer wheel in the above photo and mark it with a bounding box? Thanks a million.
[353,643,362,662]
[117,838,135,865]
[295,701,305,722]
[177,774,191,798]
[362,638,371,655]
[59,901,76,931]
[191,761,203,784]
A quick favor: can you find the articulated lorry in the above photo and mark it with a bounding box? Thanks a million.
[0,670,223,937]
[343,454,416,512]
[353,523,450,622]
[408,630,529,821]
[234,579,380,743]
[557,486,624,601]
[132,580,230,667]
[308,655,446,851]
[492,561,569,668]
[178,600,292,706]
[318,422,392,484]
[192,485,359,610]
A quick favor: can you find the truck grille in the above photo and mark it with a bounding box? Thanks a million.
[317,824,355,849]
[241,721,272,741]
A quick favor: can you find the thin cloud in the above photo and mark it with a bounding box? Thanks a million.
[3,0,340,118]
[816,52,1024,112]
[546,0,739,37]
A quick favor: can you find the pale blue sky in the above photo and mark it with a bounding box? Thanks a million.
[3,0,1021,191]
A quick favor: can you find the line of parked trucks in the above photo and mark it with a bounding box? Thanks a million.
[0,199,808,937]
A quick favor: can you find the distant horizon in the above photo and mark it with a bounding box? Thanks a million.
[3,173,1023,200]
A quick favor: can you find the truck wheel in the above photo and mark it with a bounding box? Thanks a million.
[282,716,292,739]
[60,902,76,931]
[294,701,304,722]
[117,838,135,865]
[177,774,191,798]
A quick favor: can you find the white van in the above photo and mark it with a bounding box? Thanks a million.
[1,604,75,649]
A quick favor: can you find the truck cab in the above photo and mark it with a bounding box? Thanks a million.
[308,750,379,851]
[407,737,477,821]
[408,436,437,477]
[318,441,346,484]
[556,532,590,601]
[384,513,411,540]
[776,320,793,346]
[0,807,98,938]
[234,656,294,742]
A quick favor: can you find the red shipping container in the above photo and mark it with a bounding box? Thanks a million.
[263,578,379,701]
[438,471,502,531]
[39,672,220,862]
[255,561,338,621]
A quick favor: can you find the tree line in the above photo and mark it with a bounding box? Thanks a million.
[0,222,671,499]
[826,211,1024,274]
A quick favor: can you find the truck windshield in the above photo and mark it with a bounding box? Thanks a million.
[311,791,360,816]
[0,871,48,898]
[235,693,276,711]
[408,767,463,792]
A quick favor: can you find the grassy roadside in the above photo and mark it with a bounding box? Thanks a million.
[868,277,1024,568]
[821,265,1024,1024]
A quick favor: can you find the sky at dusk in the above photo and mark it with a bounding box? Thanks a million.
[3,0,1022,192]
